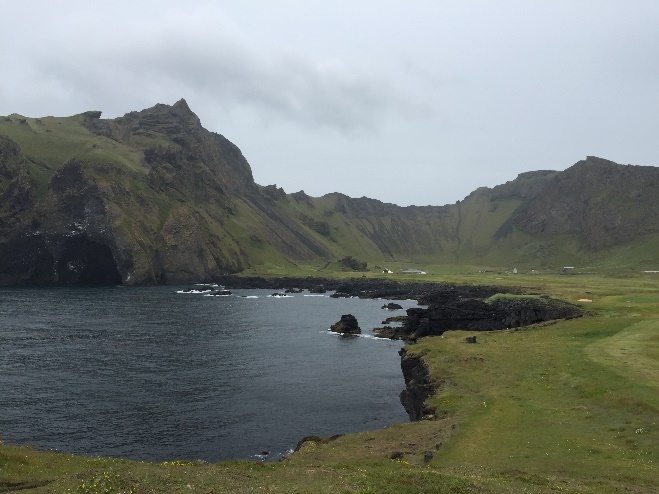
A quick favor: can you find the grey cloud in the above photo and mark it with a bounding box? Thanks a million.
[21,23,425,133]
[1,1,658,206]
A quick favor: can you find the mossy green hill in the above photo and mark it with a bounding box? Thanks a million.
[1,100,657,284]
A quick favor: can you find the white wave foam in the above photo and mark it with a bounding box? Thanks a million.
[176,289,212,294]
[253,447,294,462]
[267,295,293,298]
[323,329,392,341]
[303,294,325,297]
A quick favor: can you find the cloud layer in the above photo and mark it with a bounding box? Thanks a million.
[1,1,658,205]
[2,3,422,133]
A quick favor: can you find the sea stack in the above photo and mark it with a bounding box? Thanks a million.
[329,314,361,335]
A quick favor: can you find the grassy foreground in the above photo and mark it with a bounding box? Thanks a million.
[1,270,657,493]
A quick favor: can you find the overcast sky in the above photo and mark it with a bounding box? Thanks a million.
[1,1,658,206]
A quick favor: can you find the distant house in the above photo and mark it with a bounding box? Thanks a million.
[402,268,427,275]
[561,266,575,274]
[382,268,393,274]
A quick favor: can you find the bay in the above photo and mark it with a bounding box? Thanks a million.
[0,286,415,461]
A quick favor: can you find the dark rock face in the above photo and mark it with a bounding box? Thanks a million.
[0,236,54,285]
[372,326,407,340]
[399,349,436,421]
[55,236,122,284]
[0,136,36,239]
[490,297,582,327]
[405,295,581,339]
[0,156,124,286]
[329,314,361,335]
[511,157,659,250]
[404,299,500,337]
[0,233,122,286]
[382,302,403,310]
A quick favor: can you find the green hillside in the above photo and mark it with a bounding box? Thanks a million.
[1,100,657,285]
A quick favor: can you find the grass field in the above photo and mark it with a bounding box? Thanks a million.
[0,270,657,493]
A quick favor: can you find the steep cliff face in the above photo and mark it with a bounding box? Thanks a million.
[0,101,336,284]
[0,156,124,285]
[399,349,436,421]
[0,101,657,285]
[85,99,256,196]
[510,156,659,249]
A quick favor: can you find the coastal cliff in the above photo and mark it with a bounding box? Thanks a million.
[399,349,436,421]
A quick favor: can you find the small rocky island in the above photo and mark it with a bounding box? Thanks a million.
[329,314,361,335]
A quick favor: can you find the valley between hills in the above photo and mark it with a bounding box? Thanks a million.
[0,101,657,493]
[1,99,658,285]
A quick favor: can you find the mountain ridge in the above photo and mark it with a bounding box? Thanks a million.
[1,100,657,285]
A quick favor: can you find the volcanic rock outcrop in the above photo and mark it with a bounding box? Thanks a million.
[329,314,361,335]
[403,294,582,340]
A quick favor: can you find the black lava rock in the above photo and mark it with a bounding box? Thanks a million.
[329,314,361,335]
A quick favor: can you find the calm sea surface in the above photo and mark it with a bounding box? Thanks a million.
[0,286,415,461]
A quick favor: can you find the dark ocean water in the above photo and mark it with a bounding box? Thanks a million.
[0,286,415,461]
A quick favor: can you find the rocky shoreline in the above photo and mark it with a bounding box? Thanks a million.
[219,275,583,424]
[218,275,582,340]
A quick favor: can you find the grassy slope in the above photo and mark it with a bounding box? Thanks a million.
[0,115,145,191]
[1,270,657,493]
[2,113,658,275]
[0,114,329,276]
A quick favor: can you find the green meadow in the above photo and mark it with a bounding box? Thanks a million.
[1,269,657,493]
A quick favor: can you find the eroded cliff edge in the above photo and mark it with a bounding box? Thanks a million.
[399,349,436,421]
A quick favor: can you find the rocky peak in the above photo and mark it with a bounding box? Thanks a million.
[487,169,558,201]
[570,156,621,172]
[511,157,659,249]
[171,98,193,116]
[81,111,102,119]
[585,155,617,164]
[115,98,202,137]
